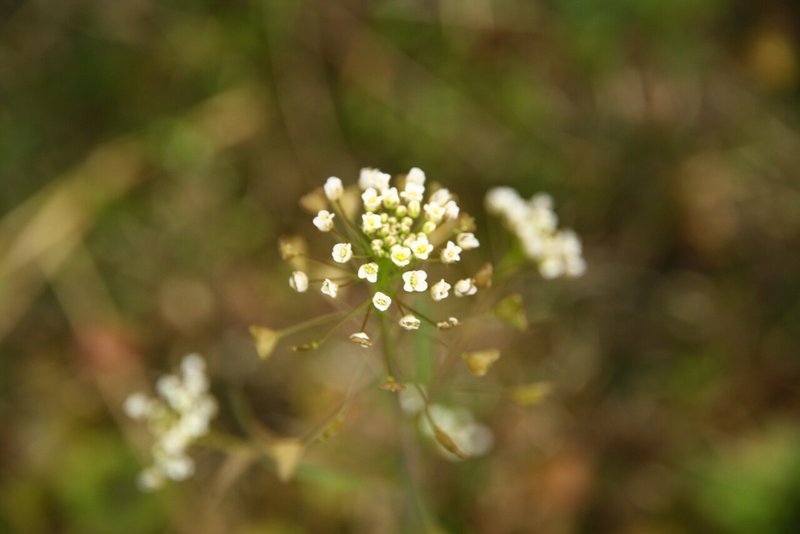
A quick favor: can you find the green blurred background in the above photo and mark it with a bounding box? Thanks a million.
[2,1,800,532]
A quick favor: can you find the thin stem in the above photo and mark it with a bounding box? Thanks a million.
[281,310,346,337]
[377,313,438,532]
[333,200,371,250]
[394,297,438,326]
[297,254,353,273]
[317,301,369,345]
[359,303,373,333]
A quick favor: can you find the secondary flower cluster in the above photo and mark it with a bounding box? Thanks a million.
[485,187,586,279]
[123,354,217,491]
[400,386,493,461]
[288,167,483,347]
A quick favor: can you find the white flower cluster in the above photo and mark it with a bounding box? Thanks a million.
[123,354,217,491]
[400,386,493,461]
[486,187,586,278]
[288,167,483,346]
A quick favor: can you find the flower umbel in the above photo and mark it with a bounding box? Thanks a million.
[123,354,217,491]
[281,167,483,342]
[486,187,586,278]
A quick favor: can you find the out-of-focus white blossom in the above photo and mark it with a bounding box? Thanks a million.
[324,177,344,201]
[423,202,445,223]
[418,404,493,461]
[437,317,459,329]
[382,187,400,209]
[401,182,426,203]
[429,188,451,205]
[454,278,477,297]
[359,168,391,191]
[456,232,480,250]
[406,167,426,186]
[486,187,585,278]
[444,200,460,221]
[289,271,309,293]
[398,384,427,414]
[124,354,217,491]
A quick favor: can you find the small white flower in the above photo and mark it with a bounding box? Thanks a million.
[399,314,421,330]
[485,187,521,215]
[372,292,392,311]
[399,384,427,414]
[444,200,460,220]
[361,187,383,211]
[454,278,477,297]
[321,279,338,298]
[382,187,400,209]
[429,188,452,205]
[430,279,451,301]
[162,455,195,481]
[440,241,462,264]
[332,243,353,263]
[402,270,428,292]
[539,256,563,279]
[350,332,372,348]
[313,210,336,232]
[401,183,425,203]
[289,271,309,292]
[358,262,379,283]
[323,176,343,201]
[423,202,445,223]
[406,167,426,186]
[137,468,164,491]
[437,317,459,329]
[124,392,150,420]
[361,212,383,234]
[125,354,216,491]
[456,232,480,250]
[390,244,413,267]
[359,168,391,191]
[410,235,434,260]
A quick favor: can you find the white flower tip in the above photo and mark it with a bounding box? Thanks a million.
[332,243,353,263]
[290,271,309,292]
[372,291,392,311]
[324,176,344,201]
[350,332,372,348]
[399,314,421,330]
